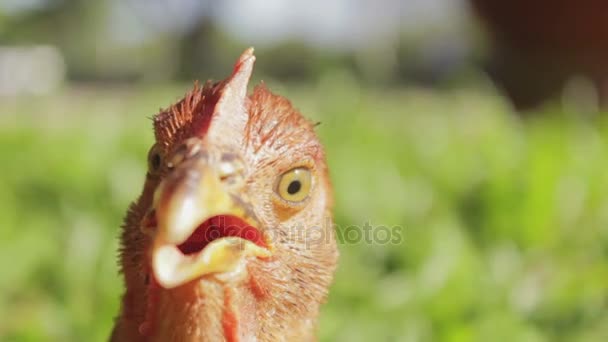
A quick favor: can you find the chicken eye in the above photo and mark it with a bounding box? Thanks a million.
[277,167,311,203]
[147,144,164,174]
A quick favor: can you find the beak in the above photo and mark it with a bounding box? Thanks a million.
[149,153,271,288]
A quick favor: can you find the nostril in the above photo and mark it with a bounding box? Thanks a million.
[218,156,244,185]
[219,171,239,185]
[166,140,210,170]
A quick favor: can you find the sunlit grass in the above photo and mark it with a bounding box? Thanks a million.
[1,80,607,341]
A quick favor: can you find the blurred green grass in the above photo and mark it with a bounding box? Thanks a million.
[1,77,607,341]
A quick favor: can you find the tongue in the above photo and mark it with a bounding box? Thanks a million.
[177,215,265,255]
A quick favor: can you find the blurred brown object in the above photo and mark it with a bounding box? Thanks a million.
[470,0,608,110]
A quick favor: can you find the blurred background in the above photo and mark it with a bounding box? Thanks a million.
[1,0,607,341]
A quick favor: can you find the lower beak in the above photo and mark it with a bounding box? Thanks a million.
[148,158,271,288]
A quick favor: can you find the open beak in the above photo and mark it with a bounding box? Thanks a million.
[146,153,271,288]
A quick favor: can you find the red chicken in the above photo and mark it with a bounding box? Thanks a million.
[471,0,608,109]
[111,49,339,341]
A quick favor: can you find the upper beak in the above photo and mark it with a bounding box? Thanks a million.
[148,152,271,288]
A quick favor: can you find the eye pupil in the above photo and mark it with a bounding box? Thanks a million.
[150,153,161,170]
[287,180,301,195]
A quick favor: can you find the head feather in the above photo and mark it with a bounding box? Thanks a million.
[153,48,255,151]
